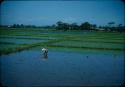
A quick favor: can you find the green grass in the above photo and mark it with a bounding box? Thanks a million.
[51,41,125,50]
[0,28,125,55]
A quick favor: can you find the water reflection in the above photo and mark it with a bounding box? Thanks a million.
[42,51,48,61]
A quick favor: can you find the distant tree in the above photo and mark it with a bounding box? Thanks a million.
[12,24,16,28]
[56,21,70,31]
[108,22,115,27]
[118,24,122,27]
[99,26,102,29]
[80,22,91,30]
[20,24,24,28]
[103,26,109,31]
[107,22,115,31]
[117,24,125,32]
[56,21,63,30]
[70,23,79,30]
[62,23,70,31]
[91,24,97,30]
[17,24,20,28]
[51,24,56,29]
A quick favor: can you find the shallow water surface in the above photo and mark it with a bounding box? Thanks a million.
[0,49,124,86]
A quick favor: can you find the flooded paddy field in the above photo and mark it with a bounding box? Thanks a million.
[0,28,125,86]
[0,48,124,86]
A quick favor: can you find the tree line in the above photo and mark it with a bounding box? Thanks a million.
[56,21,125,32]
[0,21,125,32]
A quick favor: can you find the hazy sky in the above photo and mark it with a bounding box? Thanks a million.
[0,0,124,26]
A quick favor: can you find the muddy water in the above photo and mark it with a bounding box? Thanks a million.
[0,49,124,86]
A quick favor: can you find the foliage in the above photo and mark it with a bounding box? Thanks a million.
[0,21,125,32]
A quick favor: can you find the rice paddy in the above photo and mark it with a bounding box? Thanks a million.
[0,28,125,55]
[0,28,125,86]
